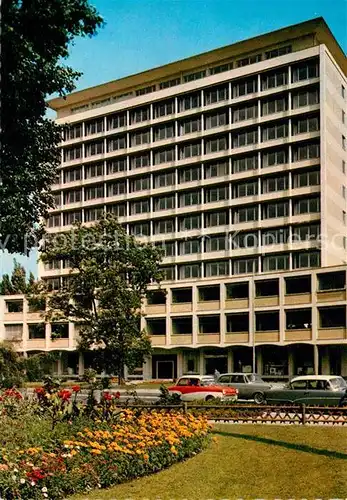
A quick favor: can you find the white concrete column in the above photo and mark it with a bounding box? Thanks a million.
[177,351,183,377]
[313,344,319,375]
[192,285,198,346]
[321,347,330,374]
[78,352,84,377]
[256,348,263,375]
[142,356,152,380]
[227,349,234,372]
[199,349,204,375]
[288,349,295,378]
[341,347,347,377]
[57,355,63,376]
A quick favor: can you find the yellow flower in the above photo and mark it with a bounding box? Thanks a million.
[90,449,102,455]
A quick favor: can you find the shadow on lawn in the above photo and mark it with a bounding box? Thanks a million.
[213,429,347,460]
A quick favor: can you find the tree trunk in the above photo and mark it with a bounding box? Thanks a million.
[118,359,125,386]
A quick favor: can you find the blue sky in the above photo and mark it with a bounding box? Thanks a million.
[2,0,346,278]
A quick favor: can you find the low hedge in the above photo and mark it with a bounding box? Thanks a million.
[0,409,210,499]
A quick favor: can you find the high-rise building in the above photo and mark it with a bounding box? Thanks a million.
[1,17,346,379]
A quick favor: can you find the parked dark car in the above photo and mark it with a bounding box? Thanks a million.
[263,375,347,406]
[217,373,272,404]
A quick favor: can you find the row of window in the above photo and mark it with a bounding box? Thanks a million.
[59,169,320,207]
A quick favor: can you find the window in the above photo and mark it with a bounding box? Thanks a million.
[53,192,61,207]
[179,166,201,183]
[205,185,229,202]
[44,259,60,271]
[292,224,320,242]
[343,135,346,151]
[179,93,201,112]
[263,201,289,219]
[235,180,258,198]
[262,227,289,245]
[130,223,150,236]
[205,85,229,105]
[209,63,232,75]
[135,85,156,96]
[292,60,319,82]
[85,184,104,201]
[180,215,201,231]
[85,141,104,156]
[205,112,228,129]
[183,70,206,83]
[63,189,82,204]
[293,116,319,135]
[106,158,126,174]
[293,197,320,215]
[156,241,175,257]
[292,88,319,109]
[233,129,258,147]
[153,99,174,117]
[205,261,228,277]
[205,211,228,227]
[237,53,262,67]
[48,214,61,228]
[232,231,258,249]
[261,69,288,90]
[64,123,82,140]
[232,77,257,98]
[265,45,292,59]
[205,161,229,178]
[179,190,201,207]
[262,122,288,141]
[234,205,258,223]
[233,155,258,173]
[130,199,150,215]
[293,169,320,188]
[179,118,201,135]
[130,130,150,147]
[293,251,320,269]
[263,254,289,271]
[63,167,82,183]
[107,112,126,130]
[233,258,258,274]
[154,148,175,164]
[154,171,175,188]
[262,149,287,167]
[154,124,175,141]
[179,264,201,279]
[44,278,61,291]
[205,235,228,252]
[292,143,320,161]
[130,176,150,192]
[154,195,175,211]
[262,96,287,115]
[85,118,104,135]
[63,211,82,225]
[85,163,103,179]
[63,146,82,162]
[179,142,201,159]
[262,175,288,193]
[130,107,149,124]
[107,181,126,196]
[154,219,175,234]
[161,266,175,280]
[107,136,126,152]
[85,207,104,222]
[106,203,126,217]
[205,136,228,154]
[159,78,180,90]
[180,239,201,255]
[233,104,258,122]
[130,153,150,169]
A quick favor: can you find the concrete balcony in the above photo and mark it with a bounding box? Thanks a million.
[27,339,46,350]
[50,339,69,349]
[27,312,45,322]
[150,335,167,346]
[196,301,220,311]
[145,304,167,315]
[284,293,312,305]
[4,312,23,322]
[225,332,249,343]
[317,328,346,340]
[197,333,220,344]
[255,331,280,343]
[171,303,192,313]
[254,296,279,308]
[225,298,249,310]
[171,334,193,346]
[285,329,312,342]
[316,290,346,303]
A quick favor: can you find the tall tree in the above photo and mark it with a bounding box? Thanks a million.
[39,215,163,382]
[0,0,103,254]
[10,259,27,293]
[0,274,14,295]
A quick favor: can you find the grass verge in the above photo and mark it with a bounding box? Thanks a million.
[72,424,347,499]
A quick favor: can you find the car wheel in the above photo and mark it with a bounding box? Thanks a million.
[253,392,265,405]
[205,395,215,402]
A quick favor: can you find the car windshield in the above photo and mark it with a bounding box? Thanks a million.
[330,377,347,390]
[201,378,214,386]
[246,374,264,383]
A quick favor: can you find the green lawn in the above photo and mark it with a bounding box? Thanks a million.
[72,424,347,499]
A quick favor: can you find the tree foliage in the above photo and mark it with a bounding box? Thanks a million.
[0,259,36,294]
[39,215,163,382]
[0,0,103,254]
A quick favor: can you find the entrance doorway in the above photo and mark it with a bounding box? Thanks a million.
[205,356,227,375]
[156,360,174,379]
[151,354,177,379]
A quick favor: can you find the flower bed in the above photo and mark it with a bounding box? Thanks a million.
[0,408,210,499]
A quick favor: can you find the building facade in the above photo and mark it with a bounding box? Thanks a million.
[1,18,347,379]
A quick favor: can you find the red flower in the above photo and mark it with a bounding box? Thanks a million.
[34,387,45,396]
[58,389,72,401]
[71,385,81,393]
[103,391,112,401]
[26,469,46,481]
[115,391,121,399]
[3,388,23,400]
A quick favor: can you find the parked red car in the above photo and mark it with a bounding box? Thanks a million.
[168,375,238,402]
